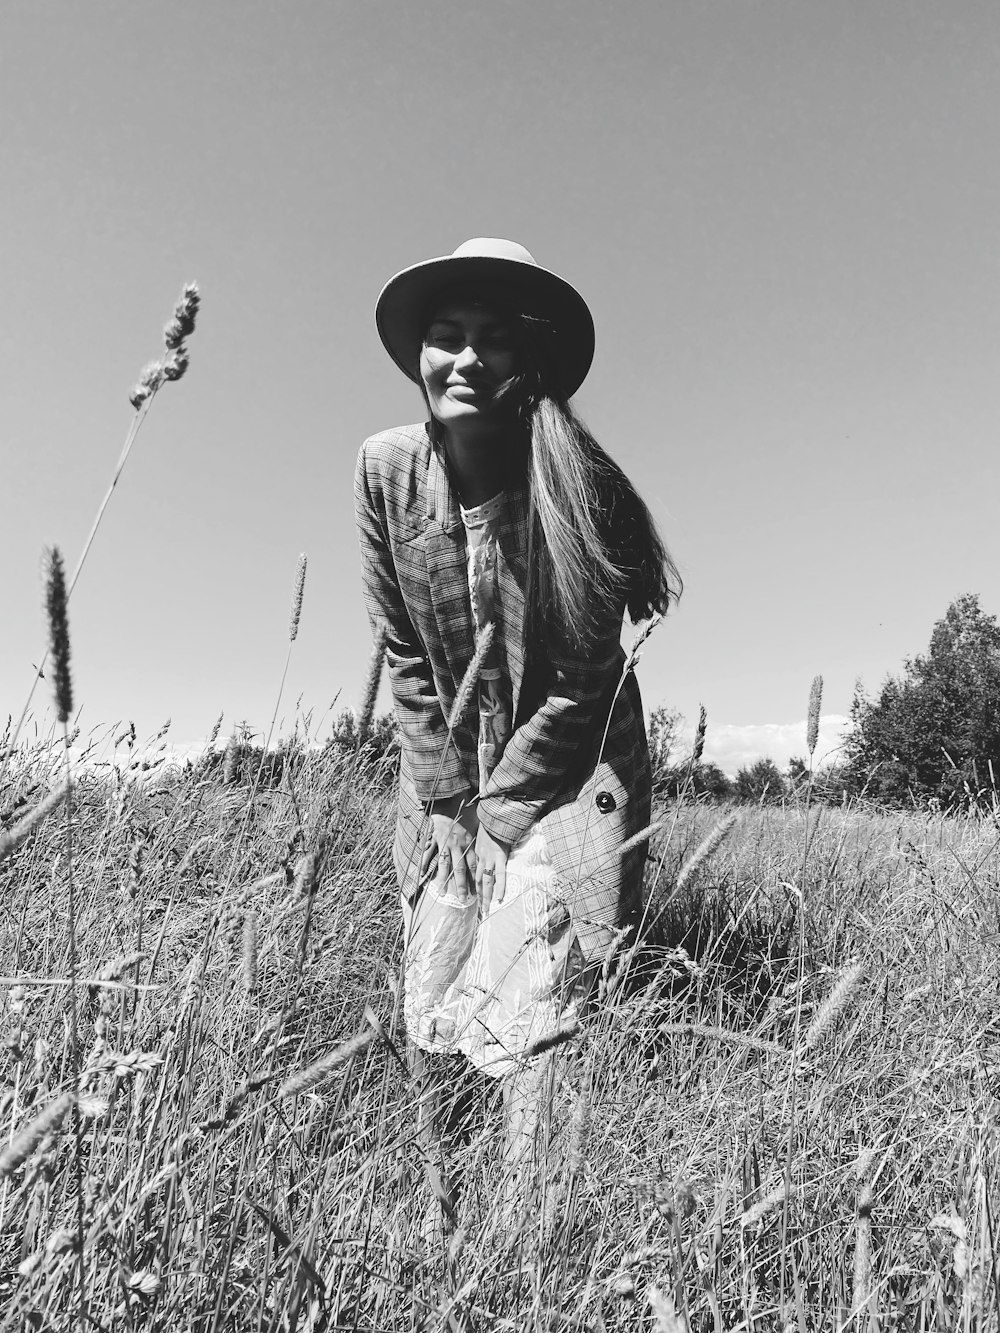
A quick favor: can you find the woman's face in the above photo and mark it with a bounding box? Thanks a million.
[419,299,517,433]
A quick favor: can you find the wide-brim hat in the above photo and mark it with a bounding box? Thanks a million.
[375,237,595,398]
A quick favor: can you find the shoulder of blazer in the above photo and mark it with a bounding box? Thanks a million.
[358,423,431,539]
[360,422,430,474]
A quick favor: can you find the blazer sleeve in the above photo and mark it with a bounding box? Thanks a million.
[354,440,473,801]
[477,615,626,847]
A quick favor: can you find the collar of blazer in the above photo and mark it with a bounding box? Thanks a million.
[424,432,531,546]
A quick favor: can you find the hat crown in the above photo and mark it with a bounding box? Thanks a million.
[450,237,538,266]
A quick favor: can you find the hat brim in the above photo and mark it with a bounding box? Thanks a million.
[375,254,595,398]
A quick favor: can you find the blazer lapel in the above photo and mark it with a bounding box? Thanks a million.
[423,440,475,694]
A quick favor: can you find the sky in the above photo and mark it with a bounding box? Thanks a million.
[2,1,998,776]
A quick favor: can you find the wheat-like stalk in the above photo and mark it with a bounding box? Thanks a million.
[522,1021,579,1061]
[617,820,663,860]
[356,621,388,744]
[241,915,258,994]
[278,1027,376,1098]
[692,704,707,765]
[740,1181,796,1229]
[624,614,662,673]
[800,960,865,1052]
[658,1022,786,1056]
[45,549,73,724]
[292,852,319,900]
[0,1092,74,1179]
[447,621,495,730]
[288,554,307,642]
[567,1084,591,1181]
[852,1180,873,1319]
[0,780,73,864]
[675,812,738,892]
[807,675,823,758]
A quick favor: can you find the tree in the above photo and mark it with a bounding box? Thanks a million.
[648,705,683,795]
[734,757,785,804]
[845,594,1000,807]
[646,705,732,800]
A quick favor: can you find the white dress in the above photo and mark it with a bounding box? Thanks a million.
[401,493,587,1077]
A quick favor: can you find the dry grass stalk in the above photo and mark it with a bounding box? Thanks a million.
[222,734,238,785]
[692,704,707,765]
[288,553,307,642]
[278,1027,376,1098]
[807,674,824,757]
[447,621,494,730]
[241,914,258,993]
[658,1022,786,1056]
[740,1181,796,1229]
[45,548,73,724]
[0,1092,74,1178]
[567,1084,591,1180]
[132,281,200,406]
[292,852,319,900]
[617,820,663,859]
[624,613,662,672]
[198,1072,278,1133]
[0,779,73,863]
[356,621,388,743]
[522,1021,579,1060]
[97,952,146,984]
[675,812,738,892]
[801,959,865,1052]
[852,1181,873,1320]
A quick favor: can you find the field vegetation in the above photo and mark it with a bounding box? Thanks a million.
[1,707,998,1330]
[3,281,998,1330]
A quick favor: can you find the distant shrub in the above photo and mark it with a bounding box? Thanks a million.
[734,757,785,805]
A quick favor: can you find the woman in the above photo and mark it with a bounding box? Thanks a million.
[355,238,679,1174]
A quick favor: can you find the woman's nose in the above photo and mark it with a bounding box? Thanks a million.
[453,342,482,370]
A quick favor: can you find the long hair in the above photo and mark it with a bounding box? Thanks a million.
[424,298,681,652]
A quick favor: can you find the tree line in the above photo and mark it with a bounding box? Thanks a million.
[200,593,1000,811]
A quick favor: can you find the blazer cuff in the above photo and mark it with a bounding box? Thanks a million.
[407,745,473,804]
[476,793,546,849]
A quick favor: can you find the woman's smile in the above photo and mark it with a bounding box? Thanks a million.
[419,299,517,433]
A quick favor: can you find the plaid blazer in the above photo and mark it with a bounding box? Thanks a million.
[355,423,651,960]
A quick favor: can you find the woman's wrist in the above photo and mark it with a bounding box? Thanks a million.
[426,792,475,818]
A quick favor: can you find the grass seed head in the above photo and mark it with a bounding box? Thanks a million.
[355,621,388,743]
[567,1084,591,1179]
[163,347,190,381]
[675,811,738,893]
[447,621,494,731]
[0,1092,74,1179]
[241,914,258,993]
[692,703,707,764]
[278,1027,376,1098]
[807,674,824,756]
[45,548,73,724]
[801,959,865,1052]
[289,553,308,642]
[0,780,72,864]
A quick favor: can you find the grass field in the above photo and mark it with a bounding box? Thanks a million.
[1,723,998,1332]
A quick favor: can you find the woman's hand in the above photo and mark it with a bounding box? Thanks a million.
[420,795,479,898]
[475,823,510,915]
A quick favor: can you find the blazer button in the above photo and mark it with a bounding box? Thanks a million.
[596,790,616,813]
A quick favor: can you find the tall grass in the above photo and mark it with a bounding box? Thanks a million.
[3,285,997,1328]
[2,724,999,1329]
